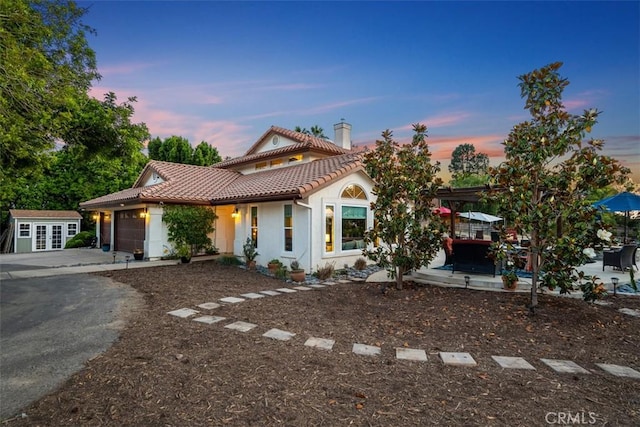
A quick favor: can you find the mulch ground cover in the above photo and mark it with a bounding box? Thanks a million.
[6,260,640,426]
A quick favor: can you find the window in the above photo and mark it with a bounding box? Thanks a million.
[251,206,258,247]
[18,223,31,238]
[341,184,367,200]
[270,159,283,167]
[288,154,303,163]
[325,205,334,252]
[255,162,267,170]
[67,223,78,236]
[284,205,293,252]
[341,206,367,250]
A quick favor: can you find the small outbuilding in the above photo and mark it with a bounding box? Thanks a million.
[8,209,82,253]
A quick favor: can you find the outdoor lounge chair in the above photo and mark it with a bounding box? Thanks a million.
[602,244,638,271]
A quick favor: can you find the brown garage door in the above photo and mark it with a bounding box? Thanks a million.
[114,209,145,252]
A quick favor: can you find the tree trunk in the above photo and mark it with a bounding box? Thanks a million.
[395,266,404,290]
[529,229,539,314]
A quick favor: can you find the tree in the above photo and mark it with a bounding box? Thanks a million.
[148,136,221,165]
[363,124,444,290]
[162,205,218,256]
[488,62,630,311]
[294,125,328,139]
[448,143,489,184]
[0,0,99,221]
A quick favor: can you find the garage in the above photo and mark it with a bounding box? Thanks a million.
[114,209,145,253]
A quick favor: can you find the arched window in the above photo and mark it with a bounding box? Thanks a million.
[341,184,367,200]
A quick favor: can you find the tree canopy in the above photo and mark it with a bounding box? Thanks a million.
[363,124,444,290]
[448,143,489,187]
[294,125,328,139]
[488,62,630,310]
[148,136,222,166]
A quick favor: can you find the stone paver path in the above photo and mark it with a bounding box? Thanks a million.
[166,280,640,381]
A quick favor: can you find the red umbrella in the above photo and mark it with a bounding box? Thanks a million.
[434,206,451,217]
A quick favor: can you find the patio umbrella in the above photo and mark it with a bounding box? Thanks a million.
[433,206,451,217]
[457,212,502,223]
[593,191,640,242]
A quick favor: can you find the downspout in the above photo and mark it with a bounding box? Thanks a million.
[294,199,312,272]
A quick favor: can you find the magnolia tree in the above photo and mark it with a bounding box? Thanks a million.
[488,62,630,311]
[363,124,444,290]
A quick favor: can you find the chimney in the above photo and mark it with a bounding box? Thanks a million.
[333,120,352,150]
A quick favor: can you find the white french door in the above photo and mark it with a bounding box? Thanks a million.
[33,224,64,251]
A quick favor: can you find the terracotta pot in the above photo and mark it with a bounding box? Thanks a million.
[502,276,518,290]
[268,263,280,273]
[247,260,257,270]
[290,270,306,282]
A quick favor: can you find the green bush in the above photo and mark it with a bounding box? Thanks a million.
[218,255,242,265]
[64,231,96,248]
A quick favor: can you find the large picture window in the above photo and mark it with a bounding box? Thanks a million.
[284,204,292,252]
[341,206,366,250]
[251,206,258,247]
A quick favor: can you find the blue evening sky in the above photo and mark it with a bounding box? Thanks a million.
[78,1,640,181]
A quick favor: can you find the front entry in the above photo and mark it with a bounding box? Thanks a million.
[33,224,63,251]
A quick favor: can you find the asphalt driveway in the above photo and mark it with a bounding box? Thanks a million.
[0,271,141,420]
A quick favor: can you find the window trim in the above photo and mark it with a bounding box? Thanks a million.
[18,222,31,238]
[250,206,258,247]
[67,222,78,237]
[283,204,293,252]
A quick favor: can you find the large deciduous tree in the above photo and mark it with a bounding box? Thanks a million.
[147,136,221,166]
[489,62,630,311]
[363,124,444,290]
[448,143,489,186]
[0,0,99,217]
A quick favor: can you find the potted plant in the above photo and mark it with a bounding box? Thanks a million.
[242,238,258,269]
[133,248,144,261]
[501,269,518,290]
[268,258,282,273]
[289,260,305,282]
[176,244,192,263]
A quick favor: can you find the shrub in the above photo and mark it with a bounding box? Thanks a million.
[64,231,96,248]
[315,262,335,280]
[354,257,368,270]
[275,265,288,279]
[218,255,242,265]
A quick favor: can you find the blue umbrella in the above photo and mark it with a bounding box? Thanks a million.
[593,192,640,242]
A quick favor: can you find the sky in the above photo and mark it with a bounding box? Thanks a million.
[78,1,640,182]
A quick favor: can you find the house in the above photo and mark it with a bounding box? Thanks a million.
[79,121,376,272]
[8,210,82,253]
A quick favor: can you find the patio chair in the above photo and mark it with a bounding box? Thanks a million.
[603,244,638,271]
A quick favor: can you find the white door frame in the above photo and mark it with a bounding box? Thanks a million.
[33,223,64,251]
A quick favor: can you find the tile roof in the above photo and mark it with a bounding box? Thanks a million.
[210,153,364,204]
[10,209,82,219]
[214,126,349,169]
[80,161,239,209]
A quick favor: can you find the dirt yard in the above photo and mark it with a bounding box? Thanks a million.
[5,260,640,426]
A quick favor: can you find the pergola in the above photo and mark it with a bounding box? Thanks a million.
[435,185,503,238]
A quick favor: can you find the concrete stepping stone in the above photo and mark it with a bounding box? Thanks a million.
[275,288,297,293]
[323,281,337,286]
[260,290,281,296]
[396,348,427,362]
[197,302,221,310]
[308,284,326,289]
[304,337,335,350]
[193,315,226,325]
[352,343,381,356]
[293,286,312,291]
[492,356,536,370]
[440,352,477,366]
[167,308,199,318]
[351,278,366,282]
[220,296,245,304]
[618,308,640,317]
[224,321,257,332]
[263,328,296,341]
[596,363,640,379]
[541,359,590,374]
[240,292,265,299]
[337,279,352,284]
